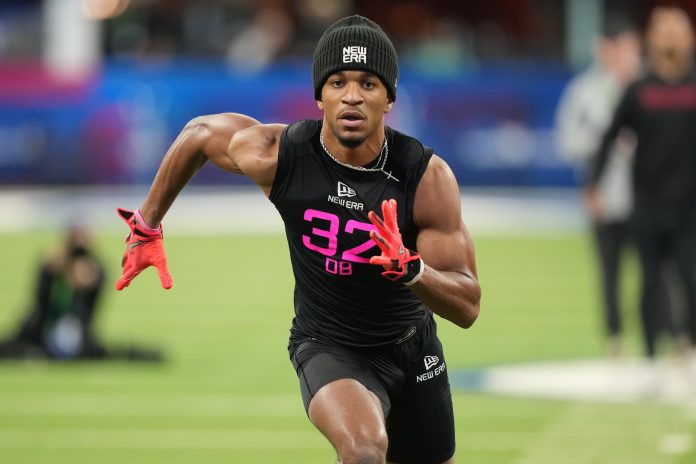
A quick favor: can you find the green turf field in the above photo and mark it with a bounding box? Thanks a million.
[0,231,694,463]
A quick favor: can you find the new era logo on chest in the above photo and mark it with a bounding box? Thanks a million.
[343,46,367,64]
[337,182,356,197]
[328,182,363,210]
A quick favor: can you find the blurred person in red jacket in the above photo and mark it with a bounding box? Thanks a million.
[590,7,696,361]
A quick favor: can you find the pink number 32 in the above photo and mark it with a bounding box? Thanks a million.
[302,209,377,263]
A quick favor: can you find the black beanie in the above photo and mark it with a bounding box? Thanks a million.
[312,15,398,101]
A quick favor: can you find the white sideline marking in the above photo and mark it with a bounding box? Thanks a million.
[456,357,696,404]
[0,186,584,234]
[658,433,693,455]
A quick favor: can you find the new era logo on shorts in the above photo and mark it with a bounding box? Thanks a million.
[424,355,439,370]
[416,355,445,383]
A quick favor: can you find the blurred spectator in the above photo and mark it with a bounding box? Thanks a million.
[402,17,477,76]
[589,7,696,360]
[555,15,642,356]
[0,225,106,359]
[0,225,161,361]
[292,0,355,57]
[226,6,294,72]
[0,0,41,60]
[142,0,186,56]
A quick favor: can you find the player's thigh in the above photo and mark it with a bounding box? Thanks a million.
[308,378,387,450]
[291,340,391,451]
[291,340,390,413]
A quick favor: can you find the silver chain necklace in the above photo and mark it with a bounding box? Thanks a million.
[319,130,399,182]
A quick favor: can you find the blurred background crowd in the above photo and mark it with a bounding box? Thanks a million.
[2,0,691,187]
[0,0,635,65]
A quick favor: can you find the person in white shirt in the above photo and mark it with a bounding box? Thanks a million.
[555,16,641,356]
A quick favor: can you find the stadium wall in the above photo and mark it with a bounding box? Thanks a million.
[0,60,573,187]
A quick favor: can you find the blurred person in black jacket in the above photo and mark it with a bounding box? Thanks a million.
[0,225,160,361]
[589,7,696,360]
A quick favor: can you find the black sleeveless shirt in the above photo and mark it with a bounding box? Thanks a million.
[270,120,433,348]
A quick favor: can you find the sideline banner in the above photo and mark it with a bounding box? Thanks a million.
[0,60,572,186]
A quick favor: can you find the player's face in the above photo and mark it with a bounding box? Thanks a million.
[317,70,393,148]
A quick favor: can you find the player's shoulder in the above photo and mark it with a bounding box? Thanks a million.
[231,122,287,157]
[238,122,287,139]
[422,154,456,186]
[387,126,433,167]
[284,119,321,144]
[413,154,461,230]
[388,125,426,151]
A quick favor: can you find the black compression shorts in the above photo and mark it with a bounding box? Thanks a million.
[289,313,455,464]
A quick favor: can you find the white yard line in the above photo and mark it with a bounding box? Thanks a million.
[511,404,690,464]
[0,428,321,449]
[0,392,302,417]
[0,186,584,234]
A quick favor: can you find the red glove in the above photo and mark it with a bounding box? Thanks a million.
[115,208,172,291]
[368,199,424,285]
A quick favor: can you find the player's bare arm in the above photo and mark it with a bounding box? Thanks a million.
[115,113,285,290]
[139,113,286,227]
[411,155,481,328]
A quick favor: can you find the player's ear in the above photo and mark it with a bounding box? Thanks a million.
[384,98,393,113]
[317,99,324,111]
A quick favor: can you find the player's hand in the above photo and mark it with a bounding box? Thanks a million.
[368,199,424,285]
[115,208,172,291]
